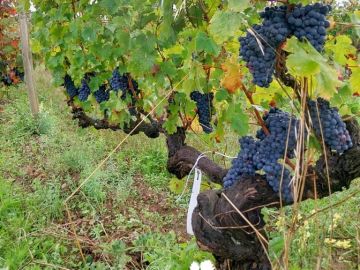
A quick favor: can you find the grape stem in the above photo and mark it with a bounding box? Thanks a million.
[240,84,270,136]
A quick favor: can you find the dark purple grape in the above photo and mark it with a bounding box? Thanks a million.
[63,74,79,98]
[287,4,331,52]
[308,98,353,153]
[223,108,299,202]
[110,69,140,115]
[238,3,331,87]
[239,6,291,87]
[78,78,91,101]
[190,91,214,133]
[94,84,109,103]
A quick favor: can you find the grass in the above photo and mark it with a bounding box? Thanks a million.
[0,66,214,269]
[0,66,359,269]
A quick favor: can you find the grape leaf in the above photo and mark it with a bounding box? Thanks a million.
[351,10,360,38]
[285,37,341,98]
[325,35,356,65]
[228,0,251,12]
[349,68,360,92]
[195,31,220,56]
[215,89,230,101]
[226,105,249,135]
[220,57,243,94]
[209,10,243,43]
[168,178,185,194]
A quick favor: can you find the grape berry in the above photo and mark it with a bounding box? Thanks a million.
[288,3,331,52]
[78,77,91,102]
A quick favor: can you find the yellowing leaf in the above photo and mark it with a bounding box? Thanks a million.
[190,117,203,133]
[168,178,185,194]
[325,35,356,65]
[253,80,287,105]
[221,57,243,94]
[350,68,360,92]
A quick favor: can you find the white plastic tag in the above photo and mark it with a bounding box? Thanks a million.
[186,168,202,235]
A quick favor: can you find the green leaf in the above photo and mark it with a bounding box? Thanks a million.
[195,31,220,56]
[315,65,341,99]
[285,37,341,98]
[162,117,178,134]
[100,0,119,13]
[114,30,130,53]
[209,10,243,43]
[350,10,360,38]
[82,26,97,41]
[285,37,320,76]
[228,0,251,12]
[286,54,320,76]
[215,89,229,101]
[269,236,284,259]
[226,105,249,135]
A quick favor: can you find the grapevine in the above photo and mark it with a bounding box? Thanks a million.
[25,0,360,268]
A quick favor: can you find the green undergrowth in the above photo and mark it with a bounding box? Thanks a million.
[0,67,214,269]
[264,179,360,270]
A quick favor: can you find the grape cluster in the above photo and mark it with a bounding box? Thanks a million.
[110,69,139,99]
[239,6,290,87]
[255,109,299,202]
[63,74,79,98]
[94,84,109,103]
[239,3,331,87]
[110,68,128,97]
[223,108,299,202]
[258,108,299,160]
[190,91,214,133]
[308,98,353,153]
[62,70,140,114]
[78,77,91,102]
[223,136,259,188]
[109,69,139,115]
[287,3,331,52]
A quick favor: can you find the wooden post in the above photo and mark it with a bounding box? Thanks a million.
[19,12,39,116]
